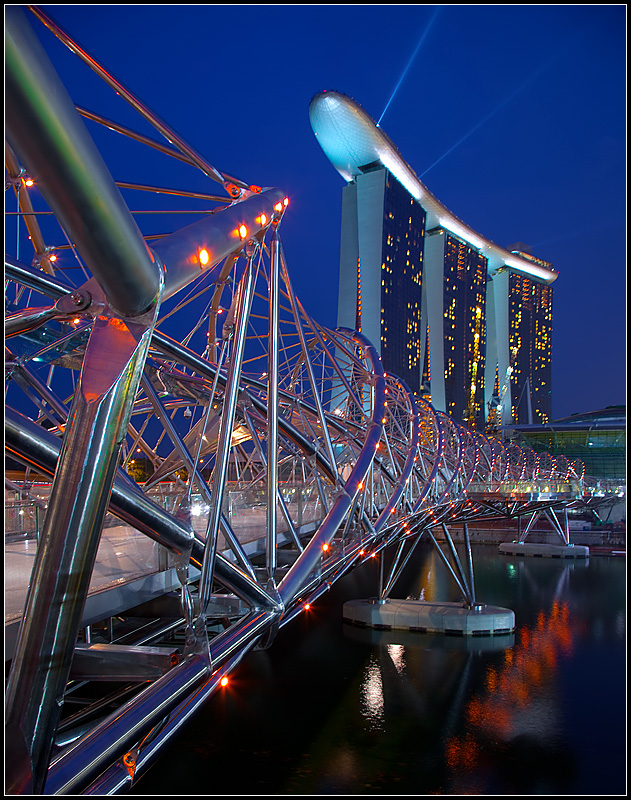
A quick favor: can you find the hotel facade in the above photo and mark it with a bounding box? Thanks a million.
[310,91,556,428]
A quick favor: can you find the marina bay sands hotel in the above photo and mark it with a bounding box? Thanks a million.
[309,91,556,428]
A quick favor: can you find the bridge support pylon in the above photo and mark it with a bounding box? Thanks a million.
[343,524,515,637]
[499,506,589,558]
[342,597,515,636]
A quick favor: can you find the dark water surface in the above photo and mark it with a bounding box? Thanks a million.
[132,544,626,795]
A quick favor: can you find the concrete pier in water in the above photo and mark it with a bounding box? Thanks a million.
[343,598,515,636]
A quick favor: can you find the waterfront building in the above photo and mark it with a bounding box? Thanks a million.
[424,227,488,425]
[506,405,626,480]
[338,167,426,395]
[506,250,554,424]
[310,91,558,428]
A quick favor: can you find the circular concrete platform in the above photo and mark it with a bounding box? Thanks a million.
[342,598,515,636]
[499,542,589,558]
[343,622,515,651]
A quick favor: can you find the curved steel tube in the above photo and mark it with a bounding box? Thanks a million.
[5,6,162,319]
[278,329,386,608]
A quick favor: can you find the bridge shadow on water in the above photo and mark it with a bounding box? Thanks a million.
[131,543,626,796]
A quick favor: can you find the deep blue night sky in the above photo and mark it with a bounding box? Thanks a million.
[20,4,627,421]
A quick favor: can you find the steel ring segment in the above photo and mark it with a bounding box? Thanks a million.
[150,331,339,486]
[373,375,421,533]
[278,328,386,610]
[5,258,339,495]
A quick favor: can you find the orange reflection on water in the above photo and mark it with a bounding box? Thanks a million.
[445,732,479,771]
[445,600,575,775]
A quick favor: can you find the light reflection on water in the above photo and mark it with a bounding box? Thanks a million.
[444,600,572,790]
[360,644,408,732]
[133,544,626,796]
[360,655,385,729]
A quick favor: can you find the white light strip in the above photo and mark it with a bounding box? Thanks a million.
[438,217,485,251]
[379,147,493,255]
[503,256,558,282]
[378,149,423,202]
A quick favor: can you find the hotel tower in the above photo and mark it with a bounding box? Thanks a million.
[309,91,556,427]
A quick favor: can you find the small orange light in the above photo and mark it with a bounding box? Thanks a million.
[274,202,283,213]
[283,197,289,206]
[304,603,311,611]
[220,676,228,687]
[24,178,34,187]
[49,254,57,262]
[72,318,81,325]
[199,248,209,266]
[322,543,329,552]
[239,225,247,239]
[259,213,267,226]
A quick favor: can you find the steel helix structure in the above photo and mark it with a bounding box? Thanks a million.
[4,6,586,795]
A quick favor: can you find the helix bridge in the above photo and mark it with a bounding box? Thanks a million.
[5,6,590,795]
